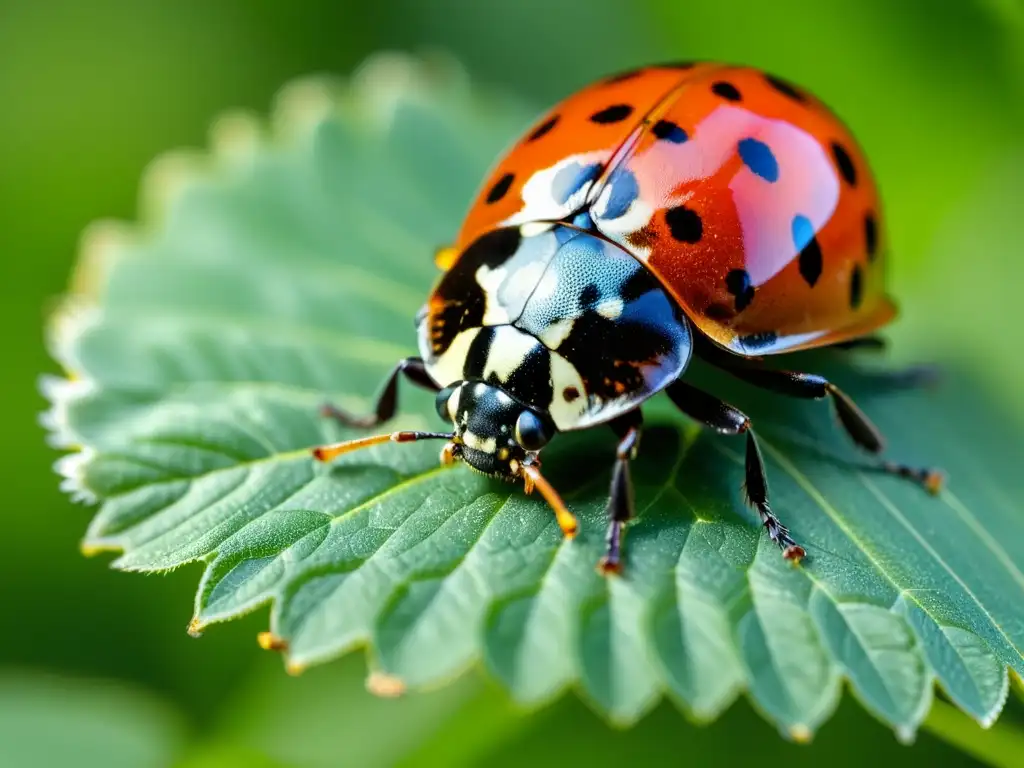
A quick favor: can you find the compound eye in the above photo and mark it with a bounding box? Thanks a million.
[514,410,554,452]
[435,386,457,421]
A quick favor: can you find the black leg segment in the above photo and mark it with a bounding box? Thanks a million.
[598,410,642,575]
[667,379,805,561]
[320,356,438,429]
[706,363,943,494]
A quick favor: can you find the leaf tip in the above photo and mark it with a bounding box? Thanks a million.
[788,724,813,744]
[895,724,917,745]
[272,76,340,142]
[72,219,134,300]
[366,671,407,699]
[210,110,263,166]
[140,150,207,226]
[80,540,118,558]
[257,632,289,653]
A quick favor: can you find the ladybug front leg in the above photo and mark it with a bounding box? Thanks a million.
[320,356,438,429]
[312,357,447,463]
[598,410,643,576]
[666,380,805,561]
[710,366,943,494]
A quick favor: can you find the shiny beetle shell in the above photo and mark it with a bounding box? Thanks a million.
[450,61,891,358]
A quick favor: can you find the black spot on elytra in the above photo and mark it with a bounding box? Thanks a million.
[865,213,878,261]
[799,240,823,287]
[486,173,514,203]
[580,283,600,307]
[712,81,742,101]
[831,142,857,186]
[665,206,703,243]
[590,104,634,124]
[563,386,580,402]
[792,215,823,287]
[528,115,559,141]
[652,119,688,143]
[850,265,864,310]
[725,269,756,312]
[764,74,806,102]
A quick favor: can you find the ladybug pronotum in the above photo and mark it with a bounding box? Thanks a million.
[313,62,942,575]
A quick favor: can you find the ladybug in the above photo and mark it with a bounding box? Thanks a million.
[313,62,942,574]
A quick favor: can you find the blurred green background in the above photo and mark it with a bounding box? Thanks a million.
[4,1,1024,766]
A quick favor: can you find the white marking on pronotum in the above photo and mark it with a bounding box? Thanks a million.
[504,259,547,306]
[484,326,541,383]
[430,329,478,387]
[538,316,576,349]
[475,264,506,294]
[595,297,625,320]
[477,264,512,325]
[546,351,589,430]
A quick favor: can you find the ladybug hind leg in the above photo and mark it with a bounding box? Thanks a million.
[712,364,943,494]
[666,380,805,561]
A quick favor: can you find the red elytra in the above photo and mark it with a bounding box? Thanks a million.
[452,62,889,357]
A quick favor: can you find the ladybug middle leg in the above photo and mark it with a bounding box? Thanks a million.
[710,362,943,494]
[320,356,438,429]
[666,380,805,561]
[598,410,643,576]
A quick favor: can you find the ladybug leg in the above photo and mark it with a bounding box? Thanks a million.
[319,356,438,429]
[667,380,805,561]
[712,366,943,494]
[597,410,643,576]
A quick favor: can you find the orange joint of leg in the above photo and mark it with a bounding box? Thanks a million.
[924,470,945,495]
[312,432,396,462]
[783,545,806,564]
[434,245,459,271]
[521,464,577,538]
[440,441,459,465]
[597,556,623,576]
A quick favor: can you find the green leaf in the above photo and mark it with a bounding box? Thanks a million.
[43,52,1024,739]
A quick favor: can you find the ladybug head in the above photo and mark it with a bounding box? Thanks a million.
[434,381,556,479]
[433,380,575,536]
